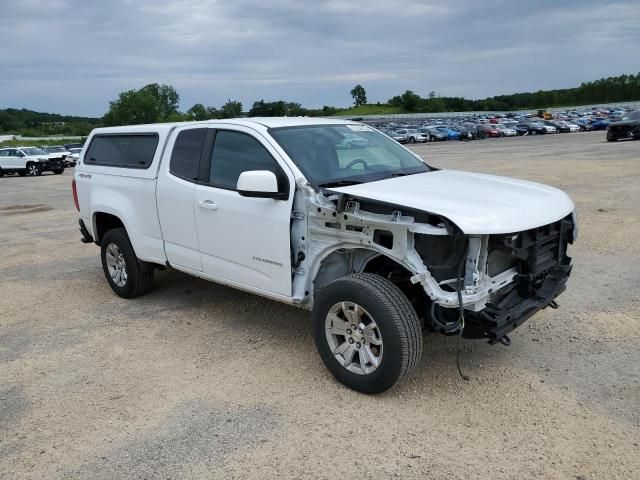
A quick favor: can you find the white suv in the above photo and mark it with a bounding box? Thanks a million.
[0,147,65,176]
[74,118,576,393]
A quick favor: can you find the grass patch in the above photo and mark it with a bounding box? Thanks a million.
[334,104,405,116]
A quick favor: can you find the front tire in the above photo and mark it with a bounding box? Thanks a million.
[312,273,422,394]
[26,163,41,176]
[53,168,64,174]
[100,227,154,298]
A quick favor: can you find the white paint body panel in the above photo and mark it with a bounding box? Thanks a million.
[156,124,203,271]
[192,123,295,297]
[330,170,575,234]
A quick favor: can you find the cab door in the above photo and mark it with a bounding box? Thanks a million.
[193,127,294,297]
[157,127,211,271]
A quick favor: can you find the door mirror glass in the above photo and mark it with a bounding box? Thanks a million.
[236,170,285,199]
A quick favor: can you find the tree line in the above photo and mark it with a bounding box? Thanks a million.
[0,108,100,136]
[385,73,640,113]
[1,73,639,135]
[102,84,338,125]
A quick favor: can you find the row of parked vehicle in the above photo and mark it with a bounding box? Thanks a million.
[0,143,83,177]
[371,106,636,143]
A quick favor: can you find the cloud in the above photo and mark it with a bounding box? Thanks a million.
[0,0,638,116]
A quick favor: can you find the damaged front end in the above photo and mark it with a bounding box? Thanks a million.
[293,182,576,344]
[423,217,575,342]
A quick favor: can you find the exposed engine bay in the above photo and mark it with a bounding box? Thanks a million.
[291,180,576,343]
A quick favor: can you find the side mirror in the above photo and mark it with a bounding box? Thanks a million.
[17,152,25,157]
[237,170,287,200]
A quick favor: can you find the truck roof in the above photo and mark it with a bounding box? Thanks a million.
[89,117,357,135]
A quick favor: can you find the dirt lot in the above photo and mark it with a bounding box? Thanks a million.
[1,132,638,479]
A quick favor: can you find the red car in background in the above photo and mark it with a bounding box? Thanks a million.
[478,124,501,137]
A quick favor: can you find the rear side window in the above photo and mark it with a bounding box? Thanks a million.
[170,128,207,182]
[210,131,281,190]
[85,134,158,169]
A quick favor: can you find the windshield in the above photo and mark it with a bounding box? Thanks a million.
[22,148,47,155]
[47,146,66,152]
[270,124,430,187]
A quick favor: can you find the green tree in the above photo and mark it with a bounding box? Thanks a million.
[400,90,422,111]
[103,83,180,125]
[206,106,221,119]
[350,85,367,106]
[140,83,179,119]
[249,99,306,117]
[186,103,209,120]
[220,100,242,118]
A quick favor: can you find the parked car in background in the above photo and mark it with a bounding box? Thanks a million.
[524,122,549,135]
[494,124,517,137]
[0,146,65,176]
[541,123,557,134]
[478,124,501,138]
[545,121,570,133]
[563,122,580,133]
[511,124,529,136]
[64,143,84,150]
[395,129,428,144]
[423,127,447,141]
[65,148,83,166]
[591,118,610,130]
[41,145,71,163]
[386,130,409,144]
[435,126,460,140]
[575,119,594,132]
[607,110,640,142]
[455,124,477,140]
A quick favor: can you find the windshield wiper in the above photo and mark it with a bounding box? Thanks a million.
[318,180,363,188]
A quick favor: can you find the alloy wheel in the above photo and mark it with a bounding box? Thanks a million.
[325,301,383,375]
[105,242,128,287]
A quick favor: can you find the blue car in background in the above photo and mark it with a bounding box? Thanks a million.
[436,126,460,140]
[590,118,610,130]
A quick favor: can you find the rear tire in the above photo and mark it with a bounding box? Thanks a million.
[100,227,154,299]
[312,273,422,394]
[53,168,64,174]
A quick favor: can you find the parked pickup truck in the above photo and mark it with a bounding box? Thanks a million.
[74,118,577,393]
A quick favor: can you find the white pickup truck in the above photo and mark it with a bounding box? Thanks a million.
[74,118,576,393]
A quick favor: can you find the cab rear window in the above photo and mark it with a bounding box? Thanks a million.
[85,134,159,169]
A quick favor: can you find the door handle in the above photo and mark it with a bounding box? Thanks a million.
[197,200,218,210]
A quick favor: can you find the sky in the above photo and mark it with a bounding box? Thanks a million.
[1,0,639,117]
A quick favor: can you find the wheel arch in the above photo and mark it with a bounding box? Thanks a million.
[92,210,129,245]
[310,245,417,300]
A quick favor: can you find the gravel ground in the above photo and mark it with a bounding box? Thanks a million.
[0,132,638,479]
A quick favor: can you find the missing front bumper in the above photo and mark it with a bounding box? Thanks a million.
[462,264,572,342]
